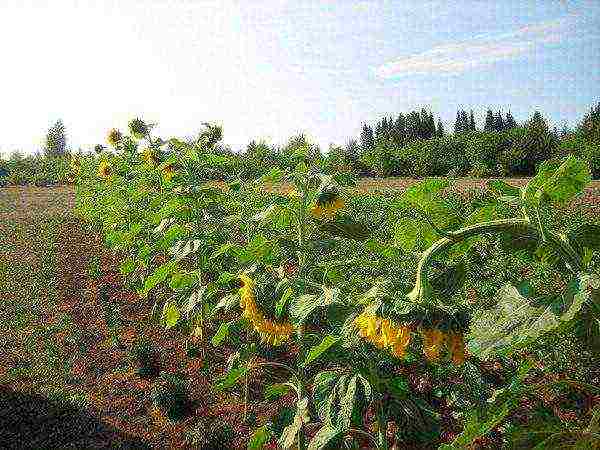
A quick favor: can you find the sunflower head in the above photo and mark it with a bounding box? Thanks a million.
[162,163,176,182]
[311,186,344,219]
[107,129,123,147]
[129,118,149,140]
[97,160,112,179]
[141,148,158,166]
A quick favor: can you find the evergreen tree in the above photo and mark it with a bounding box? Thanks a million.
[484,109,495,132]
[45,119,67,157]
[393,113,406,146]
[360,124,375,152]
[527,111,549,134]
[494,111,505,132]
[454,110,464,134]
[469,110,476,131]
[505,111,517,129]
[436,120,445,137]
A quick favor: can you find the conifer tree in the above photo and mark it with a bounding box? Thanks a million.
[484,109,495,132]
[45,119,67,157]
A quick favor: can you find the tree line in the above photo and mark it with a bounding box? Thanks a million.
[1,102,599,185]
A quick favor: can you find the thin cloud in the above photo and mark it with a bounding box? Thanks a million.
[376,14,581,78]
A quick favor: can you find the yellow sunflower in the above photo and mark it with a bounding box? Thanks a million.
[141,148,158,166]
[448,332,466,365]
[353,311,412,358]
[161,163,176,182]
[422,328,446,362]
[107,129,122,147]
[310,196,344,220]
[97,160,112,179]
[238,274,294,346]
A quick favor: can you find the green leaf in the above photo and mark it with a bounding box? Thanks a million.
[488,179,521,198]
[276,287,294,319]
[264,383,291,401]
[524,156,590,207]
[261,167,285,184]
[119,258,136,276]
[248,425,272,450]
[142,260,177,297]
[169,271,197,290]
[307,425,342,450]
[318,215,370,241]
[469,274,599,359]
[212,293,240,317]
[569,224,600,252]
[279,397,310,449]
[403,178,449,207]
[211,321,234,346]
[303,335,339,367]
[161,301,180,329]
[313,371,339,422]
[535,156,591,206]
[215,366,248,391]
[464,204,499,227]
[393,218,418,251]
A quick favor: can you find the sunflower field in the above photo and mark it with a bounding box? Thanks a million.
[71,118,600,449]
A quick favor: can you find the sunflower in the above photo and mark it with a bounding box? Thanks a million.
[238,274,294,346]
[447,332,466,365]
[162,163,176,182]
[97,160,112,179]
[107,129,123,147]
[129,118,149,139]
[141,148,158,166]
[354,311,412,358]
[310,196,344,220]
[422,328,446,362]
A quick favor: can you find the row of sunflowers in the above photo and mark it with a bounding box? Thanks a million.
[72,118,600,450]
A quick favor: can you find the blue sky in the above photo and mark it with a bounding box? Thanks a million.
[1,0,599,155]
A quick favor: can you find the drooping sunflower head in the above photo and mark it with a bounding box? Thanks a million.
[311,186,344,220]
[237,272,294,346]
[97,159,112,179]
[107,129,123,147]
[353,308,412,358]
[129,118,149,140]
[161,163,176,182]
[141,148,158,166]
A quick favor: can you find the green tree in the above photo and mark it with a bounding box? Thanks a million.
[484,109,495,132]
[44,119,67,157]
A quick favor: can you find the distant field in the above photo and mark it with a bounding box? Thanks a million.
[2,178,600,220]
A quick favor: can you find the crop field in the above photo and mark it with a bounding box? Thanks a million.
[2,125,600,450]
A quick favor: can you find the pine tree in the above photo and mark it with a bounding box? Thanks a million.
[436,120,445,137]
[469,110,476,131]
[360,124,375,152]
[45,119,67,157]
[484,109,495,132]
[494,111,505,132]
[505,111,517,129]
[393,113,406,146]
[454,110,464,134]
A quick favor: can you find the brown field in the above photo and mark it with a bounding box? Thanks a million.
[3,177,600,221]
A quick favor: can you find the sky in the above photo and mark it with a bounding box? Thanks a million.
[1,0,599,155]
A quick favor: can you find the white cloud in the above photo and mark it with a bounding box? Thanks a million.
[375,14,581,78]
